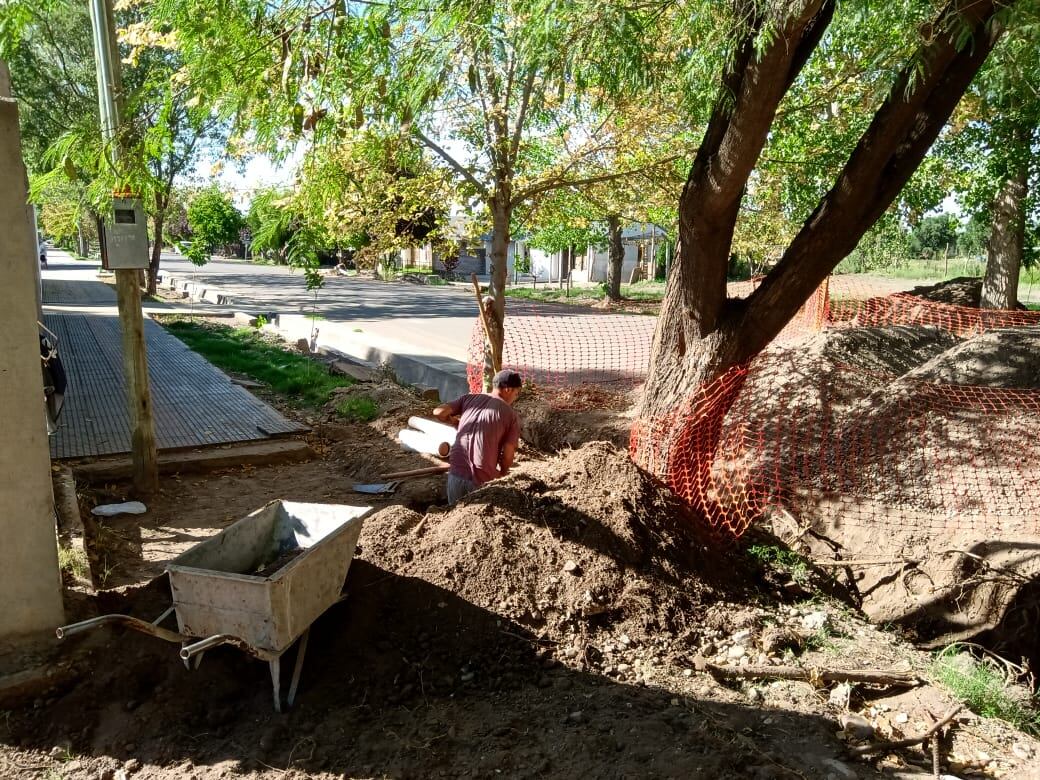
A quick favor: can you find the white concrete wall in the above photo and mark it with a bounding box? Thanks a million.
[0,93,65,637]
[576,244,640,283]
[528,248,572,282]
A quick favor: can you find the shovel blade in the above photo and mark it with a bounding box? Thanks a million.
[352,481,398,495]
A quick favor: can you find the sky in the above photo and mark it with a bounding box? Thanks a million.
[193,148,303,209]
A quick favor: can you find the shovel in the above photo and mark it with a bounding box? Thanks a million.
[351,465,450,495]
[352,480,400,495]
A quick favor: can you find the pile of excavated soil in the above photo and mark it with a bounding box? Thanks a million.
[906,276,1027,309]
[736,325,960,422]
[359,442,746,647]
[903,326,1040,388]
[3,444,780,780]
[718,325,961,487]
[731,325,1040,646]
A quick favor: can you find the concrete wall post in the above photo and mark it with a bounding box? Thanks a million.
[0,79,65,638]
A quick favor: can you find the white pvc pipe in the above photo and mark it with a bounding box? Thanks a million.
[407,417,457,440]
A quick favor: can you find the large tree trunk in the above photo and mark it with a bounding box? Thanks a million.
[606,214,624,302]
[636,0,1007,478]
[639,0,835,421]
[981,150,1028,309]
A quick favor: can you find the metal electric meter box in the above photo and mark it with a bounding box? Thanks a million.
[102,197,150,270]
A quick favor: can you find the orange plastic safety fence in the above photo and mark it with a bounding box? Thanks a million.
[468,277,1040,542]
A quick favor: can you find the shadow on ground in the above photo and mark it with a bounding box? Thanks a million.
[2,561,934,779]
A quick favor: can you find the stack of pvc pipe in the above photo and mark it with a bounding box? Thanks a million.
[397,416,456,458]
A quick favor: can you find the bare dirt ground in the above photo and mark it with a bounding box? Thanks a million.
[3,328,1040,780]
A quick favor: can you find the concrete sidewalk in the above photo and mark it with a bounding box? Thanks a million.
[42,253,305,459]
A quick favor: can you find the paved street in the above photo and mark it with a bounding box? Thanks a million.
[156,253,660,399]
[159,253,486,363]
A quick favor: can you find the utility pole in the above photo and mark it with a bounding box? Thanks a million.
[88,0,159,495]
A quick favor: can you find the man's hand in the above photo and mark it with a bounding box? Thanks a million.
[433,403,461,428]
[498,441,517,477]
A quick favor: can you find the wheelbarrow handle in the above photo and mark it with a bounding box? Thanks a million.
[179,634,234,661]
[56,613,190,644]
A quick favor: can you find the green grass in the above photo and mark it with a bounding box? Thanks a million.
[335,395,379,422]
[504,280,666,304]
[931,645,1040,734]
[58,545,90,581]
[747,543,812,584]
[164,319,353,408]
[834,255,1040,287]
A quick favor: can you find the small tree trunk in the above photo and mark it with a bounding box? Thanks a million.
[484,193,510,380]
[148,213,164,296]
[77,221,88,257]
[606,214,624,302]
[981,155,1027,309]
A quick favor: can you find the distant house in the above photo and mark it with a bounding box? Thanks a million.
[399,214,487,277]
[569,224,670,284]
[399,241,487,277]
[402,221,670,283]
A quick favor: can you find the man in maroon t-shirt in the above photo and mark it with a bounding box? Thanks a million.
[433,370,522,504]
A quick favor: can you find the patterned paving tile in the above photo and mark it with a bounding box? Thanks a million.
[43,280,306,459]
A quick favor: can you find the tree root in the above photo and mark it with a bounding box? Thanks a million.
[691,656,922,688]
[847,703,963,757]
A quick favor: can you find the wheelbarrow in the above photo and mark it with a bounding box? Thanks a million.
[56,500,370,711]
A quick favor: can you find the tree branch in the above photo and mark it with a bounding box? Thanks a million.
[414,128,488,196]
[511,157,680,206]
[736,0,1008,358]
[509,68,536,162]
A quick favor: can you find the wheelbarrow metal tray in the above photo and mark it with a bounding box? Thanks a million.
[166,500,369,655]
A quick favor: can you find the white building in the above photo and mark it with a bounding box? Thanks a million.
[402,222,670,284]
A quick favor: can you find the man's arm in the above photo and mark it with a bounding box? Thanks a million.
[498,441,517,477]
[433,397,464,427]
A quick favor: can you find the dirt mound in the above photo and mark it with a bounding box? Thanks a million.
[325,380,418,418]
[736,325,958,424]
[813,325,961,375]
[905,327,1040,388]
[906,276,1027,309]
[749,326,1040,646]
[360,442,743,644]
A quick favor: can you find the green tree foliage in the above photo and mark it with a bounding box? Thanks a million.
[839,215,914,273]
[293,131,454,267]
[185,186,243,261]
[911,213,960,257]
[144,0,681,366]
[2,0,97,172]
[246,188,296,260]
[924,3,1038,307]
[6,0,222,289]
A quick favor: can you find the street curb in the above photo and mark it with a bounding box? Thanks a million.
[273,314,470,401]
[157,271,471,400]
[157,272,235,306]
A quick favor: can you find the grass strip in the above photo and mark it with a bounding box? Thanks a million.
[931,644,1040,735]
[164,318,353,409]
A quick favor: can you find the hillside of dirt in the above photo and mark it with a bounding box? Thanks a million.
[906,277,1027,309]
